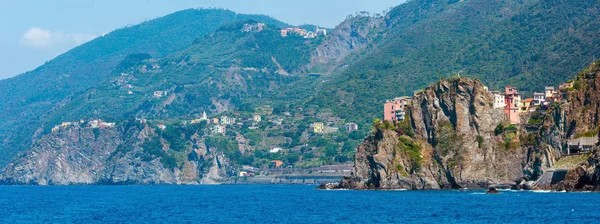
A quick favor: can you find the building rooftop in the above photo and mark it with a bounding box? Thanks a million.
[568,136,599,146]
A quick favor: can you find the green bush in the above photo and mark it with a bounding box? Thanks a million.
[494,123,504,136]
[475,135,484,148]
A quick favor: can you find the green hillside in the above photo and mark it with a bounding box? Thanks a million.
[311,0,600,125]
[0,9,290,166]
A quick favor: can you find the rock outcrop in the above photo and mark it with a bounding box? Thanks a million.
[310,15,383,73]
[343,61,600,191]
[0,121,233,185]
[342,78,528,189]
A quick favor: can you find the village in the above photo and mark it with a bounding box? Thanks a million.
[50,101,360,179]
[239,22,328,39]
[383,81,597,155]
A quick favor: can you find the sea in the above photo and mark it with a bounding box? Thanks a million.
[1,185,599,223]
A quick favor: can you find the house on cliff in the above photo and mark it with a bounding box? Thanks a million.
[568,136,599,154]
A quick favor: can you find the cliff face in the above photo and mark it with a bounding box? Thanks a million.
[0,122,232,185]
[310,15,383,72]
[534,62,600,191]
[342,78,528,189]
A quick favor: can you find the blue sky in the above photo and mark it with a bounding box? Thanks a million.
[0,0,404,79]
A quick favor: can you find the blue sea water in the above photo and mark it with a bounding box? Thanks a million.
[0,185,599,223]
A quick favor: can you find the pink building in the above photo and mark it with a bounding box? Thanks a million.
[504,86,521,124]
[384,97,411,122]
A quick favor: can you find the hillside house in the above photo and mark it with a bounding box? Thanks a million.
[87,119,114,129]
[153,91,166,98]
[157,124,167,130]
[313,122,325,134]
[212,125,226,135]
[270,160,284,168]
[239,171,255,177]
[567,136,598,154]
[520,98,534,113]
[505,106,521,124]
[504,86,521,108]
[559,82,574,91]
[491,91,506,109]
[384,96,411,122]
[253,114,261,123]
[346,123,359,132]
[242,23,266,32]
[545,86,557,100]
[503,86,522,124]
[316,27,327,36]
[220,116,235,125]
[269,148,283,153]
[533,93,546,106]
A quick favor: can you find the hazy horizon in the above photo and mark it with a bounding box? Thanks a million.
[0,0,404,80]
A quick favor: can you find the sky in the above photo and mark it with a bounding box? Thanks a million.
[0,0,404,80]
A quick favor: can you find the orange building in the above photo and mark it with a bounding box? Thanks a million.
[270,160,284,168]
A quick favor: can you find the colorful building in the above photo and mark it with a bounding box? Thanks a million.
[504,86,521,124]
[345,123,359,132]
[384,96,411,122]
[313,122,325,134]
[270,160,284,168]
[520,98,533,113]
[545,86,556,100]
[504,86,521,108]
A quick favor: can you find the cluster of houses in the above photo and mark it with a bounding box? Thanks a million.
[280,26,327,39]
[490,84,573,125]
[242,23,266,33]
[383,81,598,155]
[180,112,267,136]
[51,119,116,133]
[312,122,358,134]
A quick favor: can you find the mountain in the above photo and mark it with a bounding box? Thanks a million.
[309,0,600,126]
[0,9,289,166]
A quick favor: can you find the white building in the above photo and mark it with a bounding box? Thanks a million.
[269,148,283,153]
[153,91,167,98]
[533,93,546,106]
[220,116,235,125]
[491,91,506,109]
[345,123,359,132]
[212,125,226,135]
[253,114,261,123]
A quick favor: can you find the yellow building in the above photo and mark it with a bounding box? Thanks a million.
[313,122,325,134]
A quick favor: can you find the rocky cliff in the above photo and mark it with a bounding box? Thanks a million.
[0,121,233,185]
[532,61,600,191]
[343,61,600,191]
[309,15,382,73]
[342,78,528,189]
